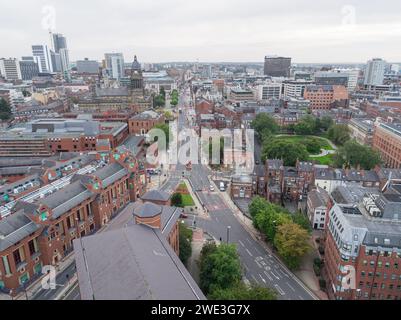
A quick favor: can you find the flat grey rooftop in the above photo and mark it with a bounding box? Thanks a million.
[74,224,205,300]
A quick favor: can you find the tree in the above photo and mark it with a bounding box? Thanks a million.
[262,139,309,166]
[274,222,311,269]
[209,282,277,300]
[327,124,350,146]
[334,140,381,170]
[320,116,334,131]
[250,197,292,241]
[0,98,12,121]
[153,123,170,146]
[171,193,183,207]
[292,212,312,234]
[294,115,317,135]
[170,89,179,107]
[153,94,165,108]
[303,137,322,154]
[249,196,270,219]
[22,90,31,97]
[179,223,193,266]
[199,244,242,295]
[251,113,279,141]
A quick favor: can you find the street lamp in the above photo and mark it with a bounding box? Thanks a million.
[226,226,231,243]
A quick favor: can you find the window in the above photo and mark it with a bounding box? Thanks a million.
[361,271,366,277]
[28,238,38,255]
[378,261,382,268]
[1,256,11,275]
[385,262,390,268]
[13,248,24,265]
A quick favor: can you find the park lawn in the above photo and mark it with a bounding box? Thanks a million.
[276,135,334,151]
[309,153,335,166]
[181,194,195,207]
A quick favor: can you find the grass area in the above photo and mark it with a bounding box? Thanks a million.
[181,193,195,207]
[277,135,334,151]
[308,153,335,165]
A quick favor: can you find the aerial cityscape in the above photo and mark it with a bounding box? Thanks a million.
[1,0,401,306]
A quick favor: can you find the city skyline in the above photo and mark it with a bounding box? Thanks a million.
[1,0,401,63]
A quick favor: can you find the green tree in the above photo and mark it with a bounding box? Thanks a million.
[294,115,317,135]
[249,196,270,219]
[334,140,381,170]
[262,139,309,166]
[251,113,279,141]
[171,193,183,207]
[170,89,179,107]
[292,212,312,234]
[153,94,165,108]
[320,116,334,131]
[179,223,193,266]
[199,244,242,295]
[303,137,323,154]
[153,123,170,146]
[274,222,311,270]
[0,98,12,121]
[327,124,350,146]
[209,282,277,300]
[160,87,166,98]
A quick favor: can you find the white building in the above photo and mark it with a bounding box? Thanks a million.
[32,45,53,73]
[104,53,125,80]
[329,68,360,91]
[364,58,386,86]
[282,80,313,99]
[307,187,330,230]
[0,58,22,80]
[257,82,282,100]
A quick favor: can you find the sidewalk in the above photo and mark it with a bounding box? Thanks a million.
[8,251,76,300]
[215,180,320,300]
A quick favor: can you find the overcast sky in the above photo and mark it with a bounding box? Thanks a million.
[1,0,401,63]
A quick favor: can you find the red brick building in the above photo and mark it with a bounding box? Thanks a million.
[304,85,349,111]
[372,122,401,169]
[0,148,146,294]
[128,110,165,135]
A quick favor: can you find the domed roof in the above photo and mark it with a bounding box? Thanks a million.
[131,55,141,71]
[133,202,162,218]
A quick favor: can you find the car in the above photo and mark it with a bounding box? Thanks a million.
[255,160,260,165]
[219,182,225,192]
[209,185,215,192]
[180,213,188,219]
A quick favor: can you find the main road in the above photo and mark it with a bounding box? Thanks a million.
[176,86,317,300]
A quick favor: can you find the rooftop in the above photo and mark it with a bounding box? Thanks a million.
[74,224,205,300]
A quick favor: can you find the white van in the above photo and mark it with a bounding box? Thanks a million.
[219,182,225,192]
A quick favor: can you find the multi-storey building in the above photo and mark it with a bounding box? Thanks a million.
[76,58,99,74]
[264,56,291,77]
[19,57,39,81]
[0,147,145,294]
[348,119,375,146]
[307,187,330,230]
[32,45,53,73]
[257,82,282,100]
[0,58,22,81]
[0,118,129,157]
[324,189,401,300]
[303,85,349,111]
[282,80,314,99]
[128,110,165,135]
[372,122,401,169]
[364,58,386,86]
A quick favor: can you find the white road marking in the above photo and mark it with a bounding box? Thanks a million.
[286,282,296,292]
[298,296,304,300]
[270,271,281,280]
[264,271,273,281]
[243,263,249,272]
[275,284,285,296]
[245,248,253,257]
[246,238,252,244]
[238,240,245,247]
[259,274,266,283]
[251,274,259,284]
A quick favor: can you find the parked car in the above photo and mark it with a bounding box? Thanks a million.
[209,184,215,192]
[180,213,188,219]
[219,182,225,192]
